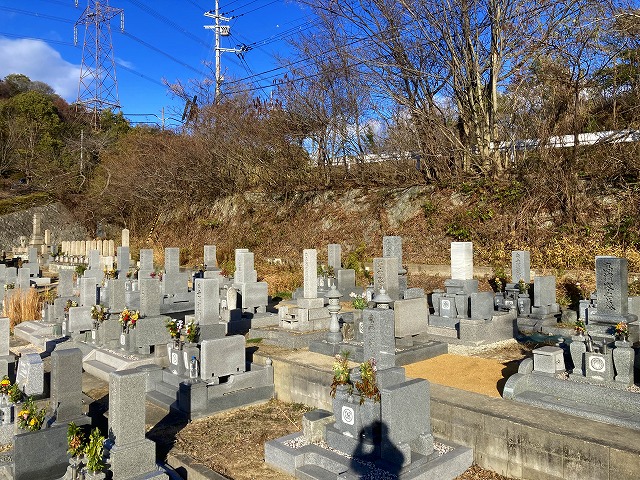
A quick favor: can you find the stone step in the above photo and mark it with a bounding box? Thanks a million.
[147,390,177,411]
[162,370,189,387]
[155,380,178,398]
[295,464,338,480]
[425,325,458,338]
[83,359,116,382]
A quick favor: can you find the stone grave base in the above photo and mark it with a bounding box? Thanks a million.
[308,339,447,366]
[106,439,169,479]
[503,369,640,430]
[516,313,562,334]
[247,327,329,349]
[425,311,517,346]
[265,431,473,480]
[245,312,279,329]
[144,362,275,420]
[82,345,162,382]
[13,320,66,351]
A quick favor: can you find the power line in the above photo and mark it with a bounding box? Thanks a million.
[0,31,76,47]
[125,0,210,48]
[122,31,209,77]
[224,0,280,18]
[0,6,73,24]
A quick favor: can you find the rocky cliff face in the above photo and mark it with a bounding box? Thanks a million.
[0,203,88,252]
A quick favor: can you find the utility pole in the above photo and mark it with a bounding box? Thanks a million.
[204,0,242,101]
[74,0,124,130]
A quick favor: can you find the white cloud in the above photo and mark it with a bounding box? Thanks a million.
[0,37,80,101]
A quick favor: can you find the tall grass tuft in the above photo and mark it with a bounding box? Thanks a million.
[2,288,42,331]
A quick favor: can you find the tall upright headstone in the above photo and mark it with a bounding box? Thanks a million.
[50,348,84,423]
[121,228,130,248]
[327,244,342,272]
[234,250,257,284]
[451,242,473,280]
[27,247,38,268]
[373,257,400,300]
[303,249,318,299]
[117,246,130,277]
[194,278,220,325]
[533,276,556,307]
[362,307,396,370]
[16,267,30,290]
[511,251,531,283]
[29,212,44,247]
[382,236,403,268]
[80,277,98,307]
[590,256,636,324]
[106,370,165,479]
[164,247,180,274]
[204,245,219,271]
[139,277,161,317]
[57,270,74,297]
[139,249,154,278]
[107,278,127,313]
[0,318,13,377]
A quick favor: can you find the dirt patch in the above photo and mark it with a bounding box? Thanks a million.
[172,399,313,480]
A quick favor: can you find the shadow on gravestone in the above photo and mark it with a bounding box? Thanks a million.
[349,422,403,477]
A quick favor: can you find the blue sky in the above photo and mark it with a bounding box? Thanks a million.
[0,0,310,128]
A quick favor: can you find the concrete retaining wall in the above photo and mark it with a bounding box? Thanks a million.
[255,349,640,480]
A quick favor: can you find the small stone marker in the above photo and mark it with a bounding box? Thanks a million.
[16,352,44,396]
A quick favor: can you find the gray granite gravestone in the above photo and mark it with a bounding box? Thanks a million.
[16,353,44,396]
[79,277,98,307]
[50,347,84,423]
[139,277,161,317]
[139,248,154,279]
[373,257,400,300]
[117,246,130,277]
[57,270,74,298]
[204,245,219,270]
[106,370,166,479]
[194,278,220,325]
[511,250,531,283]
[200,335,247,382]
[327,244,341,272]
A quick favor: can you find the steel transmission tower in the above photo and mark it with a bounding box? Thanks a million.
[74,0,124,129]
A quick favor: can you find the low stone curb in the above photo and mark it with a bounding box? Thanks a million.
[166,451,230,480]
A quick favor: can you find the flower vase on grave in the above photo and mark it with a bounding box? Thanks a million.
[357,395,382,442]
[127,328,137,354]
[332,385,355,436]
[613,340,635,385]
[569,335,587,376]
[168,342,186,376]
[119,328,129,350]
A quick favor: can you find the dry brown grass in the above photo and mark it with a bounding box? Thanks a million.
[2,288,41,330]
[173,399,312,480]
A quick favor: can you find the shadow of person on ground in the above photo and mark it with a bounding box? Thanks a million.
[349,421,403,478]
